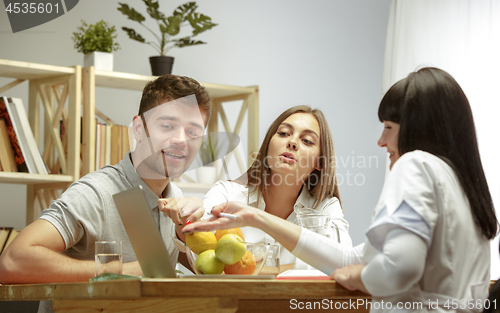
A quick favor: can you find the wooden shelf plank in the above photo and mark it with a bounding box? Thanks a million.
[0,59,75,80]
[91,68,255,99]
[0,172,74,184]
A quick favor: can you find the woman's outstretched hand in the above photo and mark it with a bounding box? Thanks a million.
[181,201,258,234]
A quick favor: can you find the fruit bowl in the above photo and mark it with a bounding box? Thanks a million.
[185,241,268,275]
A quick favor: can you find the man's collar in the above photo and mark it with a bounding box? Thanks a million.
[120,152,171,209]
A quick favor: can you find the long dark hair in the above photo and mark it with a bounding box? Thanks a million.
[378,67,497,239]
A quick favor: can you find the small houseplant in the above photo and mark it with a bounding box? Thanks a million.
[118,0,217,75]
[72,20,120,71]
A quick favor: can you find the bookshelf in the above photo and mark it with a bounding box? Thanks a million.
[0,59,259,223]
[0,59,81,224]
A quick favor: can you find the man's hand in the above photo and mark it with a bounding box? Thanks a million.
[158,196,205,225]
[158,196,206,242]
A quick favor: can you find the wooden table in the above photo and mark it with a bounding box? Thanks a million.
[0,278,371,313]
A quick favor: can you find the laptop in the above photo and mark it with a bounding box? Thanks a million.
[113,185,178,278]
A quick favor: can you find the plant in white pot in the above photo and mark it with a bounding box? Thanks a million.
[117,0,217,76]
[72,20,120,71]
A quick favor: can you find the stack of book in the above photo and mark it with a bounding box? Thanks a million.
[94,122,130,170]
[0,97,47,174]
[0,227,20,254]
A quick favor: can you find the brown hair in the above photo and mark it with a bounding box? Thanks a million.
[139,74,212,123]
[243,105,341,209]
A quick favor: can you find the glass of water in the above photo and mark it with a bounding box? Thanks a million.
[294,209,340,271]
[295,209,340,243]
[95,241,123,276]
[262,244,280,276]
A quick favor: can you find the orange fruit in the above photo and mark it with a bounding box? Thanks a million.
[215,228,245,241]
[224,250,256,275]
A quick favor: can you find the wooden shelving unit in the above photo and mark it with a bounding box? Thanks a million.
[0,58,81,224]
[0,59,259,222]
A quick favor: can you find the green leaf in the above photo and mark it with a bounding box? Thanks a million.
[143,0,165,21]
[117,1,217,54]
[117,3,145,23]
[173,36,205,48]
[164,15,181,36]
[122,27,146,43]
[173,2,197,21]
[186,13,217,36]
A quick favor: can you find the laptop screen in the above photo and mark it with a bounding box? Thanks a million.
[113,185,178,278]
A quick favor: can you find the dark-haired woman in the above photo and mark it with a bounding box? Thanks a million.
[203,105,354,270]
[331,67,497,311]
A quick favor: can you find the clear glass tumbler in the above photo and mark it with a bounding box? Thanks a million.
[95,241,123,277]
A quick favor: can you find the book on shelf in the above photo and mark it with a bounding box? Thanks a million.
[0,97,48,174]
[0,227,20,254]
[111,124,120,165]
[10,98,48,175]
[122,125,131,157]
[0,118,18,172]
[94,122,100,171]
[0,97,28,172]
[94,122,131,170]
[105,123,112,166]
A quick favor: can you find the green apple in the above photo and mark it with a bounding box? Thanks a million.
[215,234,247,265]
[195,249,225,274]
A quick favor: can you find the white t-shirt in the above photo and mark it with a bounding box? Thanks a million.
[203,180,352,265]
[362,150,491,313]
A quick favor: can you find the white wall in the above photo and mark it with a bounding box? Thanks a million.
[0,0,391,245]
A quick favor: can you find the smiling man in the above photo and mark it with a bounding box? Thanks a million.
[133,94,206,184]
[0,75,212,312]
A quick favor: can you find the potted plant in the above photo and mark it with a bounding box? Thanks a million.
[196,134,218,184]
[72,20,120,71]
[118,0,217,75]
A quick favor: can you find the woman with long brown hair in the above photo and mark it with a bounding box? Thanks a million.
[203,105,353,269]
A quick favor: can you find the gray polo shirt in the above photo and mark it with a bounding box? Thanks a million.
[38,152,182,313]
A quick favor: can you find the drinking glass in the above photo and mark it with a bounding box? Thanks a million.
[95,241,123,276]
[295,208,340,270]
[262,244,280,276]
[295,209,340,243]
